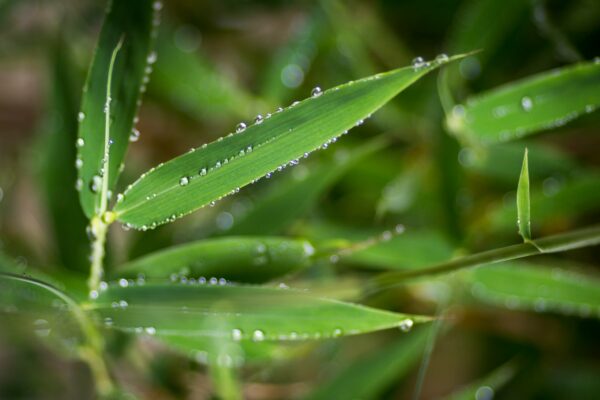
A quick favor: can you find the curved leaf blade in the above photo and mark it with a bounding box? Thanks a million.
[113,55,465,229]
[90,284,428,341]
[77,0,158,217]
[117,237,315,283]
[447,61,600,144]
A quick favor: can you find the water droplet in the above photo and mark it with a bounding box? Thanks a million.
[521,96,533,112]
[145,327,156,335]
[412,56,426,69]
[179,176,189,186]
[129,128,140,142]
[89,290,99,300]
[75,178,83,191]
[89,175,102,193]
[147,51,157,64]
[78,112,85,122]
[435,53,449,63]
[332,328,343,337]
[119,300,128,308]
[209,277,218,285]
[199,168,207,176]
[232,328,243,341]
[398,319,413,332]
[153,1,163,11]
[394,224,405,234]
[311,86,322,97]
[254,114,264,124]
[116,193,124,202]
[475,386,494,400]
[119,278,129,288]
[252,329,265,342]
[99,281,108,291]
[75,158,83,169]
[76,138,85,148]
[236,122,247,133]
[381,230,392,241]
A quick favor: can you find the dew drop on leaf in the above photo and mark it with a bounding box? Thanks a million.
[311,86,322,97]
[179,176,189,186]
[236,122,247,133]
[76,138,85,148]
[252,329,265,342]
[129,128,140,142]
[398,318,413,332]
[521,96,533,112]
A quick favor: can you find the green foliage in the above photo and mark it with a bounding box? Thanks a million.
[76,0,158,218]
[517,148,531,241]
[1,0,600,398]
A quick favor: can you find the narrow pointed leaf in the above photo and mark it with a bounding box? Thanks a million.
[89,284,428,341]
[467,262,600,318]
[516,148,531,241]
[77,0,158,217]
[117,237,315,283]
[447,61,600,144]
[305,328,429,400]
[113,55,465,229]
[443,360,517,400]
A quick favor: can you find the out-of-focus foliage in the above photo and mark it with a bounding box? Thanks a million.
[1,0,599,399]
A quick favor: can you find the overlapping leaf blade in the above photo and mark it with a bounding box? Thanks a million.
[117,237,315,283]
[447,61,600,144]
[305,328,429,400]
[77,0,158,217]
[113,55,465,229]
[90,284,428,341]
[466,262,600,318]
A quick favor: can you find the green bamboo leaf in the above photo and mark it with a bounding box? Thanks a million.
[113,55,465,229]
[516,148,531,241]
[305,328,429,400]
[442,360,517,400]
[39,38,89,272]
[481,173,600,235]
[466,262,600,318]
[89,284,428,341]
[447,60,600,144]
[227,138,385,236]
[76,0,159,218]
[150,24,259,120]
[117,237,315,283]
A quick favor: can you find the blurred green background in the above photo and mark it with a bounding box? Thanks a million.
[0,0,599,398]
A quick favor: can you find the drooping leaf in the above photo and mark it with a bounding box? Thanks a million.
[39,37,89,272]
[117,237,316,283]
[516,148,531,241]
[305,328,429,400]
[466,262,600,318]
[76,0,158,217]
[442,360,517,400]
[227,137,386,236]
[113,54,466,229]
[90,284,428,341]
[447,61,600,144]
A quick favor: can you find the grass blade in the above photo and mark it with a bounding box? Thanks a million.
[447,60,600,144]
[76,0,159,218]
[228,138,385,236]
[113,55,465,229]
[90,283,428,341]
[467,262,600,318]
[117,237,315,283]
[39,38,89,272]
[516,148,531,241]
[304,328,429,400]
[442,360,517,400]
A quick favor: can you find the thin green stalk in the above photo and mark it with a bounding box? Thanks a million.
[372,225,600,289]
[2,273,115,397]
[88,39,123,291]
